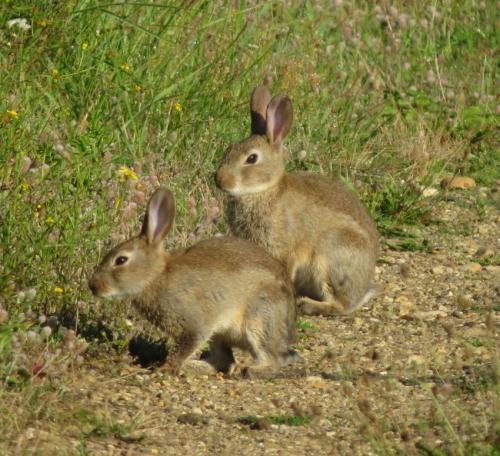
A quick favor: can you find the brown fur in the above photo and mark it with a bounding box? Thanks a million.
[215,86,379,315]
[89,188,298,376]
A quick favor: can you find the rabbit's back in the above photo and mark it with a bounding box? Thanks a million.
[178,236,286,274]
[227,172,378,256]
[150,236,293,332]
[284,172,378,249]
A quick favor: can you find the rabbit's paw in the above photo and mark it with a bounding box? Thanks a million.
[180,359,217,377]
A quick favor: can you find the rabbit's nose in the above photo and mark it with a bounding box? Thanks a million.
[214,171,222,189]
[214,169,235,191]
[88,277,99,296]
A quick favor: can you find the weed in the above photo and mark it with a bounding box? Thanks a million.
[297,318,317,332]
[238,414,311,427]
[75,409,142,442]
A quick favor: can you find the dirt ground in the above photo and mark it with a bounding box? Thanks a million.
[9,188,499,455]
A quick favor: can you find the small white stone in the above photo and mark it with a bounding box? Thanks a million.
[432,266,446,275]
[422,187,438,197]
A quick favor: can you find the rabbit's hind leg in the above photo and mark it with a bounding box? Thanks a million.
[297,283,376,316]
[297,293,346,316]
[205,337,235,374]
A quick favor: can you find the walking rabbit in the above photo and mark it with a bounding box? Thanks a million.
[216,85,379,316]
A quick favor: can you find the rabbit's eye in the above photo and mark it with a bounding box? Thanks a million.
[245,153,258,164]
[115,256,128,266]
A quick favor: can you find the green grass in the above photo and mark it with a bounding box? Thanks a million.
[1,0,498,320]
[238,413,312,427]
[75,409,142,441]
[297,317,317,332]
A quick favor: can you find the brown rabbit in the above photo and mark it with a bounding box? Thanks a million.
[89,187,298,376]
[215,85,379,316]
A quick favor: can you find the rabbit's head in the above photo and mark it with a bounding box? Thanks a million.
[216,85,293,196]
[89,188,175,298]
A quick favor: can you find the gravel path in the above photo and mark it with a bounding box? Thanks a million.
[10,189,499,455]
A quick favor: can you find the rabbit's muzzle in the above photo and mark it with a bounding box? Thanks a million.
[214,168,235,192]
[88,276,108,297]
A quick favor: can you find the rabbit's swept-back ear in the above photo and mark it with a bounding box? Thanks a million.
[266,95,293,145]
[141,188,175,245]
[250,85,272,135]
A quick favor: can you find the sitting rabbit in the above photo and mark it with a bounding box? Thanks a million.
[216,85,379,316]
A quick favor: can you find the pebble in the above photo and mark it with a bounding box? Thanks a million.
[398,296,417,317]
[422,187,439,197]
[475,247,494,258]
[440,176,476,189]
[432,266,446,275]
[306,375,327,389]
[456,294,472,309]
[41,326,52,339]
[400,263,410,278]
[177,412,208,425]
[477,225,490,235]
[407,355,425,366]
[462,262,482,273]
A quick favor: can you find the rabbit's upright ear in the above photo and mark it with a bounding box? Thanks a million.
[141,188,175,246]
[250,85,272,135]
[266,95,293,145]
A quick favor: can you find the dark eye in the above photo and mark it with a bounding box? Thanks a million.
[115,256,128,266]
[245,153,258,164]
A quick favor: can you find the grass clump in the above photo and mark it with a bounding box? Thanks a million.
[238,413,312,428]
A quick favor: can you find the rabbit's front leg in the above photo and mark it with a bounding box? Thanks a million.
[161,332,204,375]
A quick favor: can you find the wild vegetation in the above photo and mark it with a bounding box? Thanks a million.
[0,1,498,454]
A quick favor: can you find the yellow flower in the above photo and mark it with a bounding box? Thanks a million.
[174,102,182,112]
[51,68,60,79]
[82,42,89,50]
[7,110,19,119]
[121,62,130,72]
[45,216,55,224]
[54,287,64,294]
[134,84,141,93]
[117,165,139,180]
